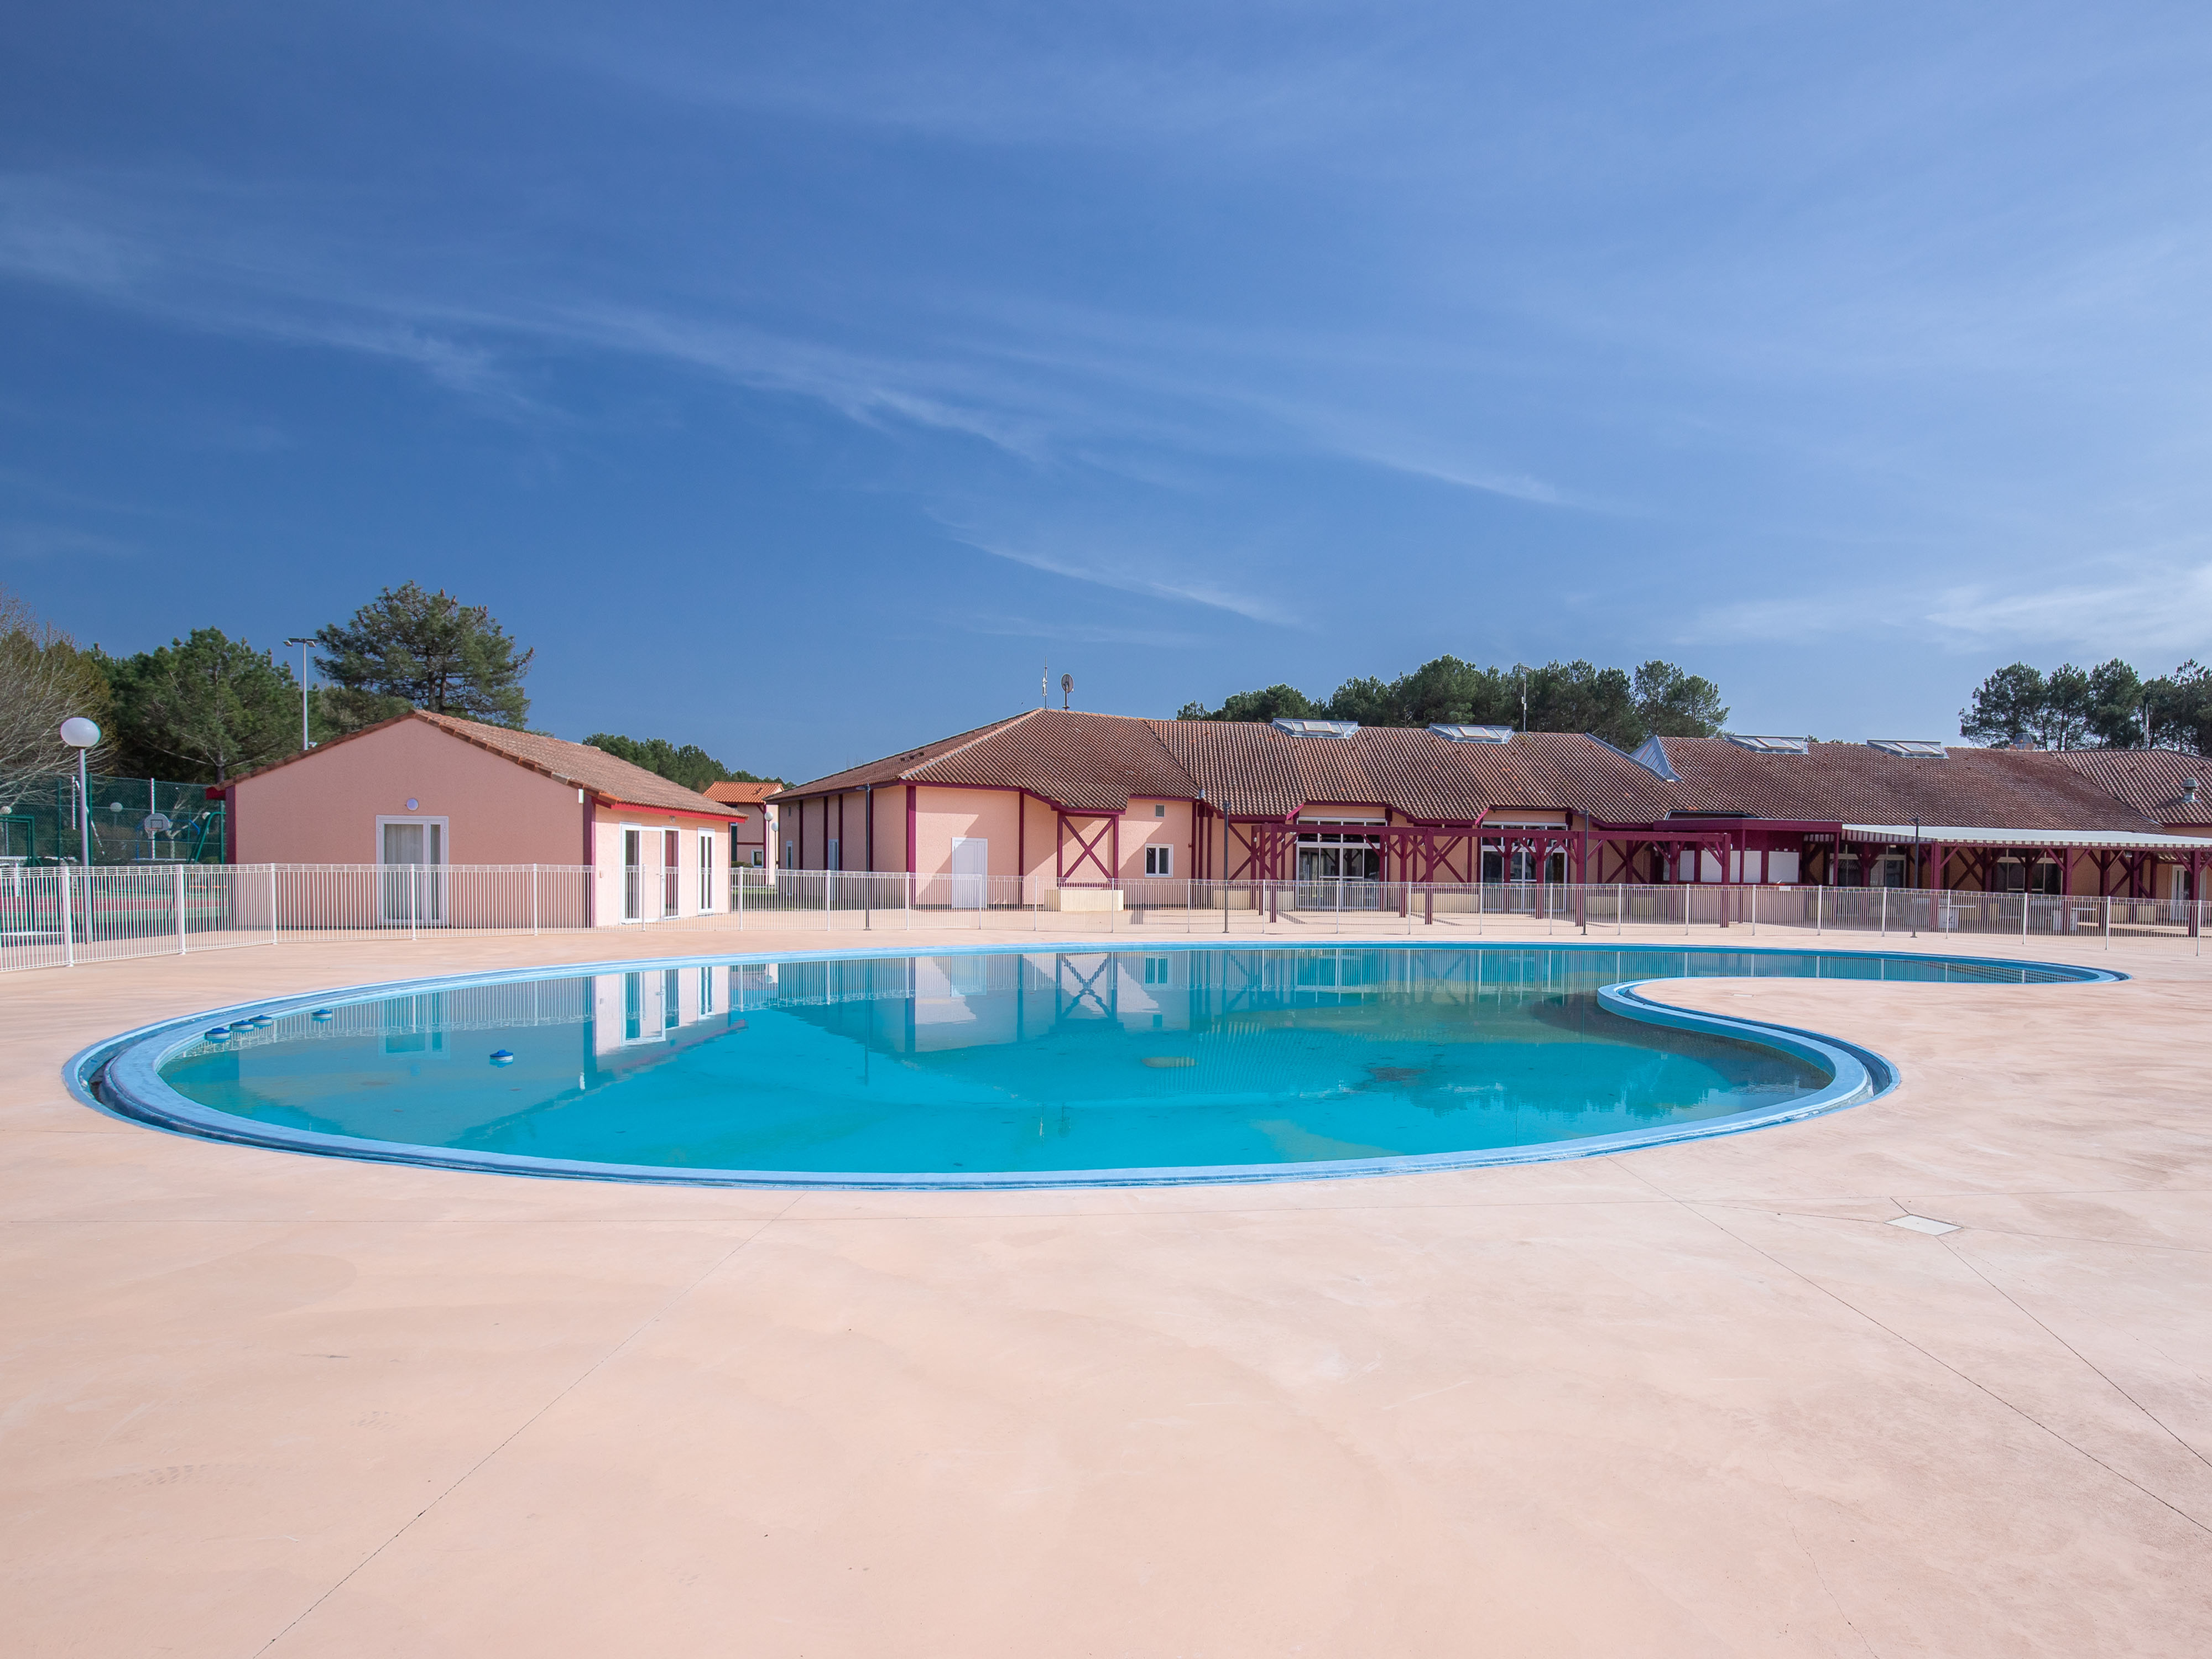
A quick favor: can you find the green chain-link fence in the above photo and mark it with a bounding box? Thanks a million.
[0,773,228,866]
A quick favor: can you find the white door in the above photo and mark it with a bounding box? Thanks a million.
[950,837,988,909]
[379,820,444,924]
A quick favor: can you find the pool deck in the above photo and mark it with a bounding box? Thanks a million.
[4,924,2209,1656]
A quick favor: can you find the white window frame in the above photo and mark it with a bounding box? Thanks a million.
[1144,843,1173,877]
[698,828,715,913]
[620,825,646,922]
[373,815,449,865]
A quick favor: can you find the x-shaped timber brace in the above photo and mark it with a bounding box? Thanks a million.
[1056,811,1119,886]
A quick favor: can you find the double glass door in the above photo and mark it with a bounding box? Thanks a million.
[1296,833,1381,907]
[380,820,444,924]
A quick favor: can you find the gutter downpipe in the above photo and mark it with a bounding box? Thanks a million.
[865,783,875,874]
[580,787,594,928]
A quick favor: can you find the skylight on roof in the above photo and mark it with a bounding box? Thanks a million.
[1427,723,1514,743]
[1271,718,1360,738]
[1724,734,1810,755]
[1866,739,1948,758]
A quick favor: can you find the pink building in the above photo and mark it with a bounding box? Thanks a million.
[771,708,2212,900]
[702,780,781,871]
[227,710,737,926]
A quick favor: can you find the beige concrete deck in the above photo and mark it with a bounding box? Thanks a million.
[4,922,2210,1656]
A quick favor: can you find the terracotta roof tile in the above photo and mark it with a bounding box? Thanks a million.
[780,713,2193,836]
[230,709,734,817]
[1652,738,2162,830]
[784,711,1682,822]
[702,780,782,807]
[2050,747,2212,826]
[778,713,1038,798]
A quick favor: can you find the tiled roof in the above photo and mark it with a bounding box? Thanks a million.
[783,711,1683,822]
[1651,739,2161,831]
[780,712,2193,835]
[2050,747,2212,826]
[925,711,1202,813]
[1147,722,1681,822]
[702,780,782,807]
[774,713,1039,798]
[231,709,733,817]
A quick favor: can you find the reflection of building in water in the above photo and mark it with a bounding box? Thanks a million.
[756,946,1705,1063]
[588,964,761,1055]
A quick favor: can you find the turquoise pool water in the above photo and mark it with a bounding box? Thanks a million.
[124,945,2098,1184]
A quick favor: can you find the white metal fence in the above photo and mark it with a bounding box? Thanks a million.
[1,864,274,972]
[6,864,2205,974]
[733,871,2208,950]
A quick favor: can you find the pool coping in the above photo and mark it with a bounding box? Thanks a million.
[65,939,2124,1191]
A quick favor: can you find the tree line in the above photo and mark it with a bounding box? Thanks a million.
[1177,656,1729,751]
[0,581,766,792]
[1959,659,2212,750]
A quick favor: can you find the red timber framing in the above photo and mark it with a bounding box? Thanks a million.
[1220,812,1500,885]
[1057,811,1118,886]
[1588,820,1847,886]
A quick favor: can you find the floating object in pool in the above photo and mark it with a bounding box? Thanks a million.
[204,1026,231,1041]
[310,1009,334,1022]
[1141,1055,1196,1068]
[489,1050,516,1067]
[249,1015,276,1029]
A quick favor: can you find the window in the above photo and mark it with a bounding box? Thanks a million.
[1153,803,1166,818]
[662,829,681,919]
[826,838,841,872]
[623,828,643,922]
[1142,957,1171,984]
[1144,844,1173,876]
[698,830,714,912]
[784,839,795,869]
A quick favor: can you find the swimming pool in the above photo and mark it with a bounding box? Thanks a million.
[79,944,2114,1188]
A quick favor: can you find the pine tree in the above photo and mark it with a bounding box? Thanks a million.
[314,582,533,732]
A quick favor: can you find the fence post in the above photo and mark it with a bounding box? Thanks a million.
[2021,893,2028,941]
[60,869,75,967]
[1815,886,1822,935]
[409,864,418,941]
[2104,895,2111,950]
[176,863,187,955]
[1880,888,1887,937]
[531,864,539,936]
[1751,885,1757,936]
[269,864,279,943]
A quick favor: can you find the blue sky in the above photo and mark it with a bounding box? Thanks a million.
[6,3,2211,778]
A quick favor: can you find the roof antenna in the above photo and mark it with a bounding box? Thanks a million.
[1061,672,1073,711]
[1041,660,1048,709]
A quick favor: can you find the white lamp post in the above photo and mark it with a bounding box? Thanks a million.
[283,637,315,751]
[60,717,100,867]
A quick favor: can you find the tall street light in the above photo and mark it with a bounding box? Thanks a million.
[60,717,100,867]
[283,637,315,752]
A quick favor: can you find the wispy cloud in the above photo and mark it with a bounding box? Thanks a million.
[1687,547,2212,661]
[942,528,1302,628]
[954,612,1204,648]
[1921,559,2212,657]
[0,521,137,561]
